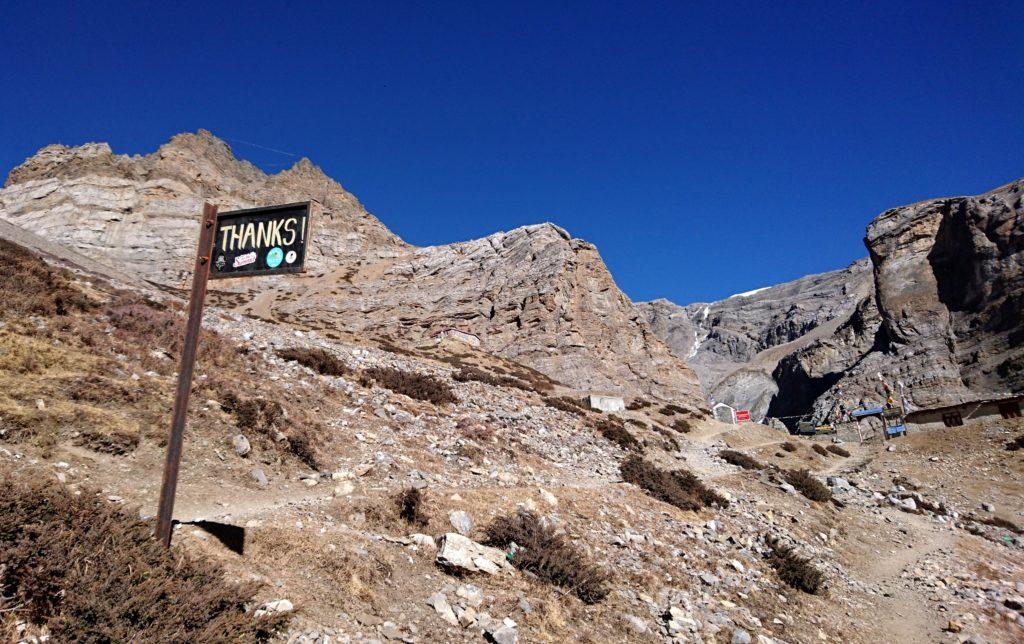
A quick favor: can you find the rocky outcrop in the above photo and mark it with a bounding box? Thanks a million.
[0,132,702,406]
[644,178,1024,425]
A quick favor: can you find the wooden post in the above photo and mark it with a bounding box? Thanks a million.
[155,203,218,547]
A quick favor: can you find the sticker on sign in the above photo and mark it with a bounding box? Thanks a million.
[211,202,313,279]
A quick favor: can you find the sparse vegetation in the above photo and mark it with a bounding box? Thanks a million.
[766,537,824,594]
[620,455,729,511]
[543,395,587,416]
[360,367,458,405]
[671,418,692,433]
[971,514,1022,534]
[396,487,429,527]
[0,471,288,641]
[781,441,798,452]
[75,429,139,455]
[812,443,829,457]
[826,444,850,457]
[452,365,534,392]
[594,418,642,451]
[626,398,652,411]
[0,239,94,317]
[719,449,764,470]
[1005,435,1024,451]
[483,510,610,604]
[782,469,832,502]
[277,346,351,376]
[658,403,688,417]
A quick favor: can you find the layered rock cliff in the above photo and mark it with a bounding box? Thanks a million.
[0,131,702,405]
[643,178,1024,425]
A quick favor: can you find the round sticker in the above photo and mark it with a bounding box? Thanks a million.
[266,247,284,268]
[285,250,297,264]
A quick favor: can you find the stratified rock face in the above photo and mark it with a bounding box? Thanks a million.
[639,260,873,419]
[1,131,406,283]
[0,132,702,406]
[643,178,1024,425]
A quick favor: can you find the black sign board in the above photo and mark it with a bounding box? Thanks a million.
[211,202,312,279]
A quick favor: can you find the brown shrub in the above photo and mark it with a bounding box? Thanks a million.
[396,488,429,527]
[482,510,610,604]
[0,239,94,318]
[648,423,680,451]
[287,425,325,470]
[1006,435,1024,451]
[452,366,533,392]
[972,514,1022,534]
[671,418,693,433]
[225,396,284,434]
[781,441,798,452]
[360,367,457,405]
[658,403,688,417]
[626,398,652,411]
[277,347,350,376]
[543,396,587,417]
[719,449,764,470]
[826,444,850,457]
[782,469,832,502]
[594,418,641,452]
[766,538,823,594]
[75,429,139,456]
[812,443,829,457]
[0,471,287,641]
[620,455,729,511]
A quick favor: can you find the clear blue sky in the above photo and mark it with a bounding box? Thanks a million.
[2,1,1022,303]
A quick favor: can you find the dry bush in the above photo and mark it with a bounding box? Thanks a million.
[626,398,652,411]
[766,538,824,594]
[671,418,692,433]
[782,469,832,502]
[0,239,94,318]
[360,367,457,405]
[719,449,764,470]
[457,417,496,443]
[594,418,641,452]
[224,396,284,434]
[543,396,587,416]
[452,366,533,392]
[812,443,829,457]
[649,423,680,451]
[1006,435,1024,451]
[972,515,1022,534]
[396,488,429,527]
[287,425,326,470]
[75,429,139,456]
[826,444,850,457]
[620,455,729,511]
[482,510,610,604]
[0,471,287,641]
[781,441,798,452]
[277,347,351,376]
[658,403,688,417]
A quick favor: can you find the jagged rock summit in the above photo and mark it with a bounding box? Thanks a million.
[0,131,702,405]
[642,178,1024,425]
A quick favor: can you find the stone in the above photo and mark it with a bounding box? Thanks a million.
[333,481,354,496]
[982,502,994,512]
[232,435,251,457]
[731,628,752,644]
[488,624,517,644]
[425,593,458,626]
[410,533,436,548]
[435,533,511,575]
[539,488,558,507]
[456,584,484,607]
[449,510,473,536]
[254,599,293,617]
[624,614,648,634]
[250,468,268,488]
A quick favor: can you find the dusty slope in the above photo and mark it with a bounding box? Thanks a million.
[2,239,1022,644]
[0,132,701,406]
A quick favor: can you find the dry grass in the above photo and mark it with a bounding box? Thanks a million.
[0,239,95,318]
[766,537,824,594]
[482,510,610,604]
[277,346,351,376]
[782,469,832,502]
[826,444,850,457]
[0,470,287,641]
[620,455,729,511]
[719,449,764,470]
[360,367,457,405]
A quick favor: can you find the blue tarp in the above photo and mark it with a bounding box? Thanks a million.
[851,407,885,419]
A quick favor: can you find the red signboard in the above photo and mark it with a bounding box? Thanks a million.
[735,409,751,423]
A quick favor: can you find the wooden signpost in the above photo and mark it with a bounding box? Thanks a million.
[155,201,313,547]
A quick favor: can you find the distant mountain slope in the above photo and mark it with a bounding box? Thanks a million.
[0,131,701,406]
[642,178,1024,426]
